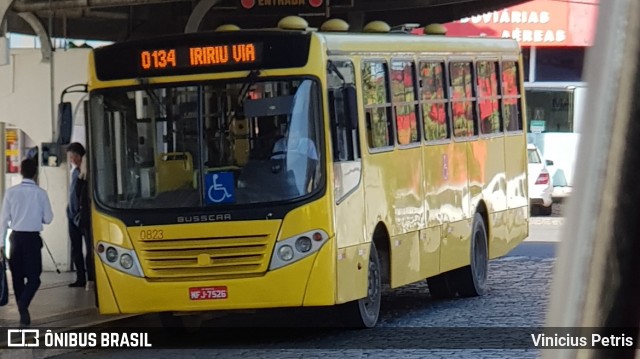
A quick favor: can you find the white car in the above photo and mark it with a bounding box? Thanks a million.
[528,144,554,215]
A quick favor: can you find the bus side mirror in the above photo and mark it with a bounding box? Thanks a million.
[342,85,358,130]
[56,102,73,145]
[546,159,554,166]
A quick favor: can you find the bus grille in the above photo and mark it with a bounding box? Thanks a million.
[137,234,273,279]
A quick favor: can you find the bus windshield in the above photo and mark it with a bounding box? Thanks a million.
[90,78,323,209]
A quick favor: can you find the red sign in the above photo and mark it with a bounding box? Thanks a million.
[444,0,599,47]
[240,0,325,15]
[241,0,256,8]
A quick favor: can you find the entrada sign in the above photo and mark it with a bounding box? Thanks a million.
[239,0,326,15]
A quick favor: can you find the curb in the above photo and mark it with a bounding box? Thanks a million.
[1,348,77,359]
[35,308,98,326]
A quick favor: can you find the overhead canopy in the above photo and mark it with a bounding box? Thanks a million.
[2,0,529,42]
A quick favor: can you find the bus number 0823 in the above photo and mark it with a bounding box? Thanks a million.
[140,49,177,70]
[139,230,164,240]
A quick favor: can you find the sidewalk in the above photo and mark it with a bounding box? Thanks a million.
[0,270,135,359]
[1,270,131,328]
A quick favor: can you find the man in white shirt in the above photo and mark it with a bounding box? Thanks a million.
[0,159,53,326]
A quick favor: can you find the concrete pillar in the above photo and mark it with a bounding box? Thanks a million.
[0,0,14,66]
[0,122,5,220]
[0,2,7,227]
[0,36,7,66]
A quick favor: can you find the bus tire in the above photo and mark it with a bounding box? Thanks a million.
[453,213,488,297]
[427,272,457,299]
[340,242,381,328]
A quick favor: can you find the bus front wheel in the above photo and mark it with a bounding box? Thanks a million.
[340,242,382,328]
[453,213,488,297]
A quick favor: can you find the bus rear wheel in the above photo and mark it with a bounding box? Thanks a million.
[453,213,488,297]
[340,242,381,328]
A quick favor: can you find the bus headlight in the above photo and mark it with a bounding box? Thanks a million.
[278,245,294,261]
[97,241,144,277]
[120,253,134,269]
[270,230,329,270]
[106,247,118,263]
[295,237,312,253]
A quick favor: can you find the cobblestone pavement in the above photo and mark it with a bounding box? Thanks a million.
[56,255,555,359]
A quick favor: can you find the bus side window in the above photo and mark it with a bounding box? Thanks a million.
[390,60,419,145]
[476,60,502,134]
[501,60,523,132]
[419,61,449,141]
[362,60,394,148]
[327,60,359,162]
[449,61,477,138]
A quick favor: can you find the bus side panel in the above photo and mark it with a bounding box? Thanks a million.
[95,259,122,314]
[471,137,508,257]
[422,144,447,278]
[439,141,472,273]
[336,243,370,304]
[390,231,421,288]
[360,150,394,286]
[334,175,367,248]
[389,146,425,288]
[472,137,508,213]
[489,210,510,257]
[362,147,425,289]
[495,206,528,258]
[303,235,337,306]
[440,219,473,273]
[496,133,529,258]
[334,183,369,304]
[419,227,440,279]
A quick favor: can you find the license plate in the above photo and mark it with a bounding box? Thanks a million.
[189,286,228,300]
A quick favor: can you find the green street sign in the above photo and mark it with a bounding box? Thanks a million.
[530,120,546,133]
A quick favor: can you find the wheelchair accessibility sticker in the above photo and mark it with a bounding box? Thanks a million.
[204,172,235,204]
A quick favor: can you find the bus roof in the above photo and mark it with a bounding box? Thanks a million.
[90,29,520,82]
[316,31,521,56]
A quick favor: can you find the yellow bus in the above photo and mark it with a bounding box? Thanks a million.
[84,17,529,328]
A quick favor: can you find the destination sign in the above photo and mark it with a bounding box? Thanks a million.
[139,43,261,71]
[93,32,311,81]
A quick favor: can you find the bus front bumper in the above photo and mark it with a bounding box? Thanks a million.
[95,238,336,315]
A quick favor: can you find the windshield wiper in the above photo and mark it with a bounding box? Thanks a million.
[238,69,261,108]
[328,60,346,85]
[225,69,261,123]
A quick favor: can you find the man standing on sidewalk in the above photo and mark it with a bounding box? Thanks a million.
[66,142,94,290]
[0,159,54,326]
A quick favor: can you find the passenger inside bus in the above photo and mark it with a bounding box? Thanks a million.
[270,128,319,172]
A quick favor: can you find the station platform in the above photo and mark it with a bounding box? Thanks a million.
[0,270,136,358]
[0,270,128,329]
